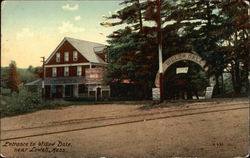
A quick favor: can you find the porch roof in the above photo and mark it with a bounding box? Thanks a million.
[25,77,85,86]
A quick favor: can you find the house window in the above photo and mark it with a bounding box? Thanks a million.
[52,67,57,77]
[78,84,87,94]
[64,52,69,62]
[64,67,69,76]
[73,51,78,61]
[56,53,60,62]
[77,66,82,76]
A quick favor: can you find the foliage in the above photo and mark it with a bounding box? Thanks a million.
[1,67,9,89]
[0,87,11,96]
[102,0,249,98]
[102,0,160,98]
[27,66,43,78]
[1,86,42,117]
[218,0,249,93]
[18,68,39,84]
[6,61,21,93]
[1,64,41,92]
[222,73,234,94]
[0,86,70,117]
[164,61,209,99]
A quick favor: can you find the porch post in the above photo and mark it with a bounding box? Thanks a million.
[87,86,90,97]
[95,87,97,101]
[62,85,65,98]
[75,84,79,98]
[109,88,111,97]
[101,87,103,99]
[50,85,52,98]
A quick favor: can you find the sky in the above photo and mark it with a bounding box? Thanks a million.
[1,0,122,68]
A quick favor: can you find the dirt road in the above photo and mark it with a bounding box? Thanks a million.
[0,98,249,158]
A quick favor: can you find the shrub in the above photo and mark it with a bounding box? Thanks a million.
[0,87,11,96]
[0,86,103,118]
[1,86,42,117]
[0,86,72,117]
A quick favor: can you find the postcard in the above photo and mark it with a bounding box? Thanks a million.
[1,0,249,158]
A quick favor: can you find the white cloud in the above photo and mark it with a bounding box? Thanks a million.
[74,16,81,21]
[58,21,85,33]
[16,28,34,40]
[62,4,79,11]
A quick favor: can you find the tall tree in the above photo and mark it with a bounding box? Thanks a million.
[160,0,248,94]
[7,61,21,93]
[102,0,159,98]
[103,0,249,98]
[218,0,249,93]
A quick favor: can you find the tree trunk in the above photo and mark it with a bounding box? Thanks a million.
[231,61,242,94]
[215,75,220,95]
[221,73,224,94]
[136,0,143,32]
[234,61,241,93]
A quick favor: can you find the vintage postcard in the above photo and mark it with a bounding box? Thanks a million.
[0,0,249,158]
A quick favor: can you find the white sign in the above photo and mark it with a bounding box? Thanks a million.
[152,88,160,100]
[85,68,105,83]
[205,86,214,99]
[176,67,189,74]
[89,74,99,79]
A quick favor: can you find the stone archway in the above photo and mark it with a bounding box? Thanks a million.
[155,52,216,88]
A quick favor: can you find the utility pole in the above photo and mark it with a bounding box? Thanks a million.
[157,0,164,102]
[41,57,45,99]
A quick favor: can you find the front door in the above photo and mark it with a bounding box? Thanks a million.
[96,87,101,101]
[45,86,51,98]
[56,85,63,98]
[65,85,73,97]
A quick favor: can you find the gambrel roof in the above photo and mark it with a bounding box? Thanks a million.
[45,37,107,64]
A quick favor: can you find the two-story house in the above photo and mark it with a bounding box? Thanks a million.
[27,37,110,99]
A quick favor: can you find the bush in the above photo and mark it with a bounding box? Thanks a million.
[0,86,73,117]
[1,86,42,117]
[0,87,11,96]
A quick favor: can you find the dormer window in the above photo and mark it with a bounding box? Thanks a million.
[73,51,78,61]
[52,67,57,77]
[64,52,69,62]
[56,53,60,62]
[64,67,69,76]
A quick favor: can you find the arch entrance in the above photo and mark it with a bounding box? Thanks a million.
[154,52,216,99]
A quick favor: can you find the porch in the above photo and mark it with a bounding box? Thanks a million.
[25,77,110,100]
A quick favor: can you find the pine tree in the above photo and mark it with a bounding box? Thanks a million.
[7,61,21,93]
[103,0,249,98]
[160,0,248,95]
[218,0,249,93]
[102,0,159,98]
